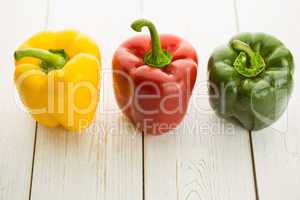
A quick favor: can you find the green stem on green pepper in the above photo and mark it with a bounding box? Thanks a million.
[231,40,266,78]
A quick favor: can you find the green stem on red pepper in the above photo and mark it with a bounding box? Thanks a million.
[231,40,266,78]
[131,19,172,68]
[14,48,68,73]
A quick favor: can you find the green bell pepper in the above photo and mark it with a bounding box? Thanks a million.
[208,33,294,130]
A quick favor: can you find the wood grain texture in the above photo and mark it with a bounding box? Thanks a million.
[142,0,256,199]
[237,0,300,199]
[0,0,47,199]
[30,0,143,200]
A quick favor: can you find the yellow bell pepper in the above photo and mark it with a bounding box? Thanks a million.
[14,30,101,132]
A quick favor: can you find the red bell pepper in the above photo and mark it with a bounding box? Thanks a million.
[113,19,198,135]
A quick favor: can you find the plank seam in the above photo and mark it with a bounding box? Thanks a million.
[142,132,146,200]
[249,131,260,200]
[233,1,259,199]
[140,0,145,199]
[28,0,50,199]
[44,0,50,30]
[139,0,144,17]
[28,122,38,200]
[233,0,240,32]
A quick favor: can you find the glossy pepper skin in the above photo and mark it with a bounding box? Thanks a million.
[113,19,197,135]
[14,30,101,131]
[208,33,294,130]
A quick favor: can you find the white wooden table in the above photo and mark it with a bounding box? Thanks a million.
[1,0,299,199]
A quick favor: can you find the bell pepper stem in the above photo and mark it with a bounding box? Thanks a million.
[231,40,255,58]
[231,40,266,78]
[14,48,67,70]
[131,19,172,68]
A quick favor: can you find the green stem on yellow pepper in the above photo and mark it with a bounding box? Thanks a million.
[131,19,172,68]
[14,48,68,72]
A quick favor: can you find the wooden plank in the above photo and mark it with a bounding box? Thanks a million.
[30,0,143,200]
[236,0,300,199]
[142,0,256,199]
[0,0,47,200]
